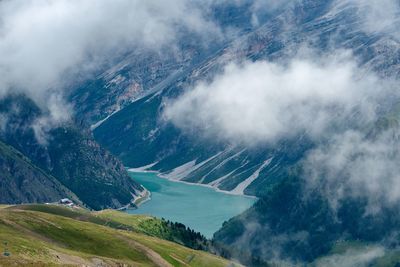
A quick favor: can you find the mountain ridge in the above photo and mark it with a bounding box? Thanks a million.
[0,94,143,210]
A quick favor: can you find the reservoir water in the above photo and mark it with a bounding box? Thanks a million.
[127,171,256,238]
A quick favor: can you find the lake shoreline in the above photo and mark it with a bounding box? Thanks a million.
[133,188,151,207]
[127,168,258,200]
[125,171,257,238]
[117,185,152,211]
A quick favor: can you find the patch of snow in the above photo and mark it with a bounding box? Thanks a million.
[199,148,246,183]
[105,74,126,88]
[231,158,273,195]
[163,160,197,180]
[90,108,121,130]
[143,127,159,141]
[163,152,222,181]
[142,68,184,103]
[208,160,251,189]
[127,162,159,172]
[209,166,242,188]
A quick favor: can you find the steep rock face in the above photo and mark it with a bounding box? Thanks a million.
[69,1,282,129]
[0,95,142,210]
[44,126,143,210]
[0,140,80,205]
[69,29,226,128]
[70,49,193,127]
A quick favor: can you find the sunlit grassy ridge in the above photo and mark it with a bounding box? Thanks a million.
[0,204,239,266]
[95,209,210,250]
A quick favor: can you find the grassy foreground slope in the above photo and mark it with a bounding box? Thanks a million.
[0,205,238,267]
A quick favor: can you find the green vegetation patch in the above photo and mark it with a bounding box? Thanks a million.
[0,205,236,266]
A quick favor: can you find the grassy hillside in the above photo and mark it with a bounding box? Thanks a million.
[0,204,239,267]
[95,210,209,251]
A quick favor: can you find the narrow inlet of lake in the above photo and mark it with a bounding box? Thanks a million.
[126,171,256,238]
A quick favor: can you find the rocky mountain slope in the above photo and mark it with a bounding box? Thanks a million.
[69,1,281,128]
[0,141,80,205]
[91,0,400,197]
[0,95,143,210]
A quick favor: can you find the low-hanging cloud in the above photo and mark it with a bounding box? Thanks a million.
[304,128,400,213]
[164,52,381,145]
[0,0,219,124]
[339,0,400,36]
[315,245,385,267]
[164,50,400,210]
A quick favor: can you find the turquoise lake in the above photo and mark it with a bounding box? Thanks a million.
[127,171,256,238]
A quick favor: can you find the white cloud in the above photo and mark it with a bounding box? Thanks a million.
[0,0,218,123]
[164,52,381,145]
[304,128,400,213]
[164,49,400,210]
[315,245,385,267]
[331,0,400,37]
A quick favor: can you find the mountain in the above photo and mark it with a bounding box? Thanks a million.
[88,2,298,196]
[2,0,399,265]
[0,95,143,210]
[213,110,400,265]
[0,204,238,266]
[72,0,400,265]
[0,140,80,205]
[69,1,283,128]
[91,0,400,196]
[213,172,400,266]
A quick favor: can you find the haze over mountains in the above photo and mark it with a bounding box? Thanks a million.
[2,0,400,266]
